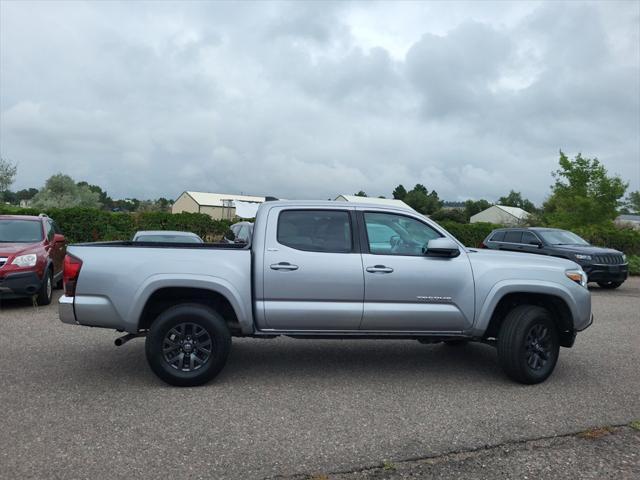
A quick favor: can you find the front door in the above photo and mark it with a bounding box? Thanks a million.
[262,208,364,331]
[359,211,475,332]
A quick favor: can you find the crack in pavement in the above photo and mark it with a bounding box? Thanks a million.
[270,423,640,479]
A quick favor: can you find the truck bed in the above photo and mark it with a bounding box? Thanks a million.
[66,242,254,334]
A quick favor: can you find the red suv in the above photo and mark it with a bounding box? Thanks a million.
[0,214,66,305]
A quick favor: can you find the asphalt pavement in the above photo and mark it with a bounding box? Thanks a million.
[1,278,639,479]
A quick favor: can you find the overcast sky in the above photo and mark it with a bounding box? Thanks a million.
[1,0,638,203]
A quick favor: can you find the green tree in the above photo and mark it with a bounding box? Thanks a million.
[31,174,102,209]
[0,157,17,200]
[156,197,173,212]
[2,190,18,204]
[413,184,428,195]
[623,190,640,214]
[542,152,627,228]
[136,200,162,212]
[463,199,492,220]
[430,208,467,223]
[497,190,536,212]
[354,190,368,197]
[392,184,407,200]
[403,184,443,215]
[77,181,113,209]
[16,188,39,201]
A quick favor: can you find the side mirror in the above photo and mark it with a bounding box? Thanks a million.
[223,229,237,243]
[529,240,543,248]
[423,238,460,258]
[54,233,65,244]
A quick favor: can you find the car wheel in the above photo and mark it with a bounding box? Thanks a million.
[145,303,231,387]
[497,305,559,384]
[597,281,622,289]
[443,340,469,347]
[36,269,53,306]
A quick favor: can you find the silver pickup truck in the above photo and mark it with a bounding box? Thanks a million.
[59,200,592,386]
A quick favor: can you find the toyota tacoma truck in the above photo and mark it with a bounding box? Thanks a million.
[59,201,592,386]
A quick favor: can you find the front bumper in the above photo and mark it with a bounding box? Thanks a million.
[0,271,43,298]
[584,263,629,283]
[577,313,594,332]
[59,295,77,325]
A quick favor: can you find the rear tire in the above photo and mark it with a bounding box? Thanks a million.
[597,281,622,289]
[36,269,53,306]
[145,303,231,387]
[497,305,559,384]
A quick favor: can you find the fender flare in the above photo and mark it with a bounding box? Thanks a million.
[471,279,578,336]
[125,273,253,334]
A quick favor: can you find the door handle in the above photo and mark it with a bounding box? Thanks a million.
[270,262,299,271]
[366,265,394,273]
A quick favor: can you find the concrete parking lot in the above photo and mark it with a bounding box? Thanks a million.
[1,279,639,479]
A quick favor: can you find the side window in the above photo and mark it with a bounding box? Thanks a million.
[364,212,441,256]
[503,231,523,243]
[52,221,62,235]
[522,232,539,245]
[277,210,352,253]
[45,220,55,241]
[490,231,505,242]
[237,225,250,242]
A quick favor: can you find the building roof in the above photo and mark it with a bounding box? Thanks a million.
[493,205,530,219]
[335,195,413,210]
[617,214,640,222]
[183,191,266,207]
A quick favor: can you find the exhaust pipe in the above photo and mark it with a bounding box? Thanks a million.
[114,332,146,346]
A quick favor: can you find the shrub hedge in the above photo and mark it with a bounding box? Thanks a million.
[1,206,638,255]
[0,206,233,243]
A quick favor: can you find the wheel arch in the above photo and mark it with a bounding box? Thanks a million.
[483,292,575,347]
[137,286,243,336]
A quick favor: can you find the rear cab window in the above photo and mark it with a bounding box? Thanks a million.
[277,210,353,253]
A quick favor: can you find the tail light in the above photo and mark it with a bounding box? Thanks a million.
[63,254,83,297]
[478,242,487,249]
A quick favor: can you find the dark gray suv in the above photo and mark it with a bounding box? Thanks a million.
[481,227,628,289]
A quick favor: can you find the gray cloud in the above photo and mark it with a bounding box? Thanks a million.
[1,0,638,204]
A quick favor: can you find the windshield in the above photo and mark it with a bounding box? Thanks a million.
[538,230,589,246]
[0,219,44,243]
[135,235,202,243]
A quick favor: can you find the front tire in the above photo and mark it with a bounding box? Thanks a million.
[36,269,53,306]
[597,281,622,289]
[145,303,231,387]
[497,305,559,384]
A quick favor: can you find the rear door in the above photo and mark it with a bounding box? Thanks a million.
[359,210,475,332]
[498,230,523,251]
[262,207,364,331]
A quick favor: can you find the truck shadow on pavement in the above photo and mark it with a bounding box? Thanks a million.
[61,337,507,388]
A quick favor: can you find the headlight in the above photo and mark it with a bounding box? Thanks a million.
[574,254,592,261]
[622,254,627,263]
[566,269,588,288]
[12,254,37,267]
